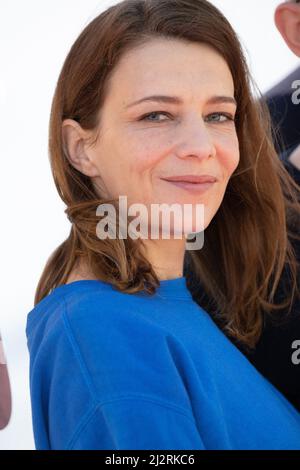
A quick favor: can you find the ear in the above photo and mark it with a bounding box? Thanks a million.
[275,3,300,56]
[61,119,100,177]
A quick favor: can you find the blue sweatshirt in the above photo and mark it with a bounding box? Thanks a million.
[26,277,300,450]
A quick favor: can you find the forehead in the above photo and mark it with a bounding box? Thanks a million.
[105,38,234,106]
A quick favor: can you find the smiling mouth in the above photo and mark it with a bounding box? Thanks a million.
[160,176,217,193]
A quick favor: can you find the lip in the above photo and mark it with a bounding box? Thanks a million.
[160,175,217,194]
[161,175,218,184]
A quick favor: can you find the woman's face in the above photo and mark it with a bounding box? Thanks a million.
[73,38,240,233]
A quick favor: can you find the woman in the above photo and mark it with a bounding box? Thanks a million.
[26,0,300,450]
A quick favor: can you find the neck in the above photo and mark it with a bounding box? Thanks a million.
[140,238,186,281]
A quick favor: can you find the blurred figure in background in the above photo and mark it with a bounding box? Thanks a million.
[266,0,300,183]
[0,332,11,430]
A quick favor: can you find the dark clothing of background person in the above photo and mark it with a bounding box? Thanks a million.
[0,333,11,430]
[184,69,300,413]
[265,66,300,155]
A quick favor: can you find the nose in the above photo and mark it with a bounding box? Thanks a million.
[175,115,216,161]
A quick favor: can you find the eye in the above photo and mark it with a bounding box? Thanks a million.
[139,111,235,124]
[205,112,235,123]
[140,111,171,122]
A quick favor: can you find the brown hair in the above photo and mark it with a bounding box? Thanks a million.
[34,0,300,348]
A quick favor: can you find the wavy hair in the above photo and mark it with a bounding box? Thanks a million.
[34,0,300,348]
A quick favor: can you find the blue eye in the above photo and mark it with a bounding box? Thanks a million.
[206,113,235,123]
[140,111,170,122]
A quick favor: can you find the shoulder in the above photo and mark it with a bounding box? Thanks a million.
[26,281,125,372]
[53,280,166,341]
[57,281,172,371]
[27,280,138,337]
[264,67,300,100]
[26,280,173,388]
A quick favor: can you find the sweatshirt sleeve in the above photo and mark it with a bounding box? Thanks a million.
[66,396,205,450]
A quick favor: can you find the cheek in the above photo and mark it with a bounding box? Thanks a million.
[105,144,160,202]
[216,134,240,179]
[125,127,174,174]
[130,142,166,174]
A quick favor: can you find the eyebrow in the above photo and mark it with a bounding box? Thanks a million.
[125,94,237,109]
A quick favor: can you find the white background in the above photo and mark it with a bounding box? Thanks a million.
[0,0,299,450]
